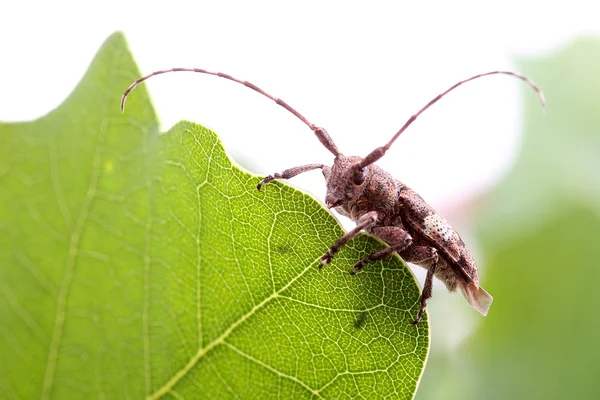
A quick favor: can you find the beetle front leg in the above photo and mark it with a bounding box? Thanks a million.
[257,164,326,190]
[319,211,378,268]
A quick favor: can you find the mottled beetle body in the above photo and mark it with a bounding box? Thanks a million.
[122,68,545,324]
[318,156,492,322]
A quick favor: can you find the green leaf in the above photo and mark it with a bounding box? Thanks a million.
[0,32,429,399]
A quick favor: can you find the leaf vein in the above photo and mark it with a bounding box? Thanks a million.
[147,256,321,399]
[223,341,323,399]
[40,117,107,400]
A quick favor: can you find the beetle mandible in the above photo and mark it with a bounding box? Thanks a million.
[122,68,545,324]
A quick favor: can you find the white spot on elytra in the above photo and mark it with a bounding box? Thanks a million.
[423,214,454,241]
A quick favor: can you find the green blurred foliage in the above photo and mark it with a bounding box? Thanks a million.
[418,38,600,399]
[0,33,428,399]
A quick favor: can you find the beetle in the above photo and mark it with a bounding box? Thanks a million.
[122,68,545,324]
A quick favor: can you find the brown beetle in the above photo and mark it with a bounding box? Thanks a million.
[122,69,545,323]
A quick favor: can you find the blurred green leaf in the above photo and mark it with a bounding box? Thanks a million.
[437,38,600,400]
[0,33,429,399]
[480,38,600,242]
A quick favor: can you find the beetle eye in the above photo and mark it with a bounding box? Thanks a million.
[353,168,366,185]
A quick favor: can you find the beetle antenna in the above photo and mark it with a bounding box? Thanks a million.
[121,68,341,156]
[358,71,546,169]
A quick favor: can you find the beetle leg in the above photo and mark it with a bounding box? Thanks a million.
[411,253,439,325]
[350,226,412,274]
[319,211,378,268]
[397,245,439,324]
[257,163,326,190]
[399,245,438,268]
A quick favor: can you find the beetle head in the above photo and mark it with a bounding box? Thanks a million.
[324,155,368,208]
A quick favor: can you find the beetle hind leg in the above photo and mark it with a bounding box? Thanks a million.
[397,246,442,324]
[411,256,439,325]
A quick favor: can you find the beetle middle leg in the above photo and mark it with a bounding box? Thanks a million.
[350,226,412,274]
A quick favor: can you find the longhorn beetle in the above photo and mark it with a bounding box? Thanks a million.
[122,68,545,324]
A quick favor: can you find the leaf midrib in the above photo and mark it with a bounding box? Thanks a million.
[148,252,322,399]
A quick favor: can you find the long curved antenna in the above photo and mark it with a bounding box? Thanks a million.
[358,71,546,169]
[121,68,340,156]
